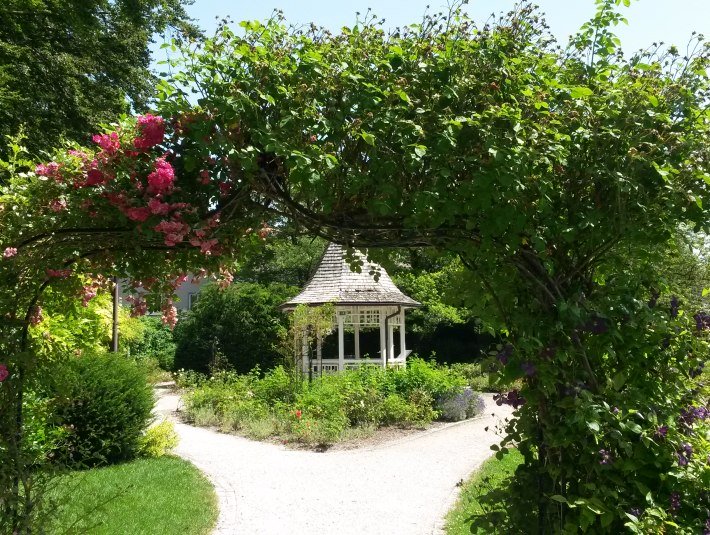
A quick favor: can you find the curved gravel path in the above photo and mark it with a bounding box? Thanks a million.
[154,388,513,535]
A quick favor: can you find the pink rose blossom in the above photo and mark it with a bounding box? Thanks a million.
[147,158,175,195]
[134,114,165,150]
[49,198,67,212]
[29,306,43,326]
[154,220,189,246]
[81,285,97,307]
[148,198,170,215]
[3,247,17,259]
[92,132,120,154]
[125,207,151,222]
[35,162,61,180]
[125,294,148,317]
[217,267,233,290]
[161,300,178,329]
[85,168,105,186]
[0,363,8,382]
[46,268,72,279]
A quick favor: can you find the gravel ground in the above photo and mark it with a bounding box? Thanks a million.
[153,388,514,535]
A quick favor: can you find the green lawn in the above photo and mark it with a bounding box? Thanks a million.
[48,456,218,535]
[445,449,524,535]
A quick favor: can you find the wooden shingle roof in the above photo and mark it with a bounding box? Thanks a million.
[281,243,420,308]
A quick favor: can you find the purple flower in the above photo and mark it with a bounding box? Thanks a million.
[599,449,613,465]
[704,517,710,535]
[521,362,536,377]
[670,296,679,318]
[496,343,513,365]
[677,443,692,466]
[611,406,620,415]
[669,492,681,512]
[493,390,526,409]
[628,507,643,519]
[654,425,668,438]
[582,316,608,335]
[694,312,710,331]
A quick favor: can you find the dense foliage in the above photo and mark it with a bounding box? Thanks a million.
[49,352,154,467]
[173,282,296,373]
[179,359,480,445]
[0,1,709,532]
[0,0,197,163]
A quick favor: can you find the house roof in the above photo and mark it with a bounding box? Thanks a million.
[281,243,420,308]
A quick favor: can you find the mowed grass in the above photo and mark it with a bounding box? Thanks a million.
[445,449,524,535]
[48,456,218,535]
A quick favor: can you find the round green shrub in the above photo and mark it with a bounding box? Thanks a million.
[52,353,154,467]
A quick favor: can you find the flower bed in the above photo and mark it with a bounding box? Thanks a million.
[177,359,484,445]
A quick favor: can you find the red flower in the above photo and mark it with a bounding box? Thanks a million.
[147,158,175,195]
[148,198,170,215]
[0,363,9,382]
[295,409,302,419]
[85,168,105,186]
[125,207,151,222]
[134,114,165,149]
[92,132,120,155]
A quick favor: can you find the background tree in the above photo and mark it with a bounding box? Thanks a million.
[0,0,198,165]
[173,282,297,374]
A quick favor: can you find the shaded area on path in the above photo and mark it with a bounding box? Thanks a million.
[154,388,513,535]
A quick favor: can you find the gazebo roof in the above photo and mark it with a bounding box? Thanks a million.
[281,243,420,308]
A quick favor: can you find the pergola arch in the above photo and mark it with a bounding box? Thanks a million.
[281,243,420,374]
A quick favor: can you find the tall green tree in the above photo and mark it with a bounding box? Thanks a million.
[0,0,197,162]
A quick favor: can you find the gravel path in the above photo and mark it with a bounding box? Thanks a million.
[154,388,513,535]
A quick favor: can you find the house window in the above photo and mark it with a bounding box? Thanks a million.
[188,293,199,310]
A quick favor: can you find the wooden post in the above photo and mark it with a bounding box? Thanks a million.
[317,332,323,377]
[337,312,345,371]
[388,323,394,365]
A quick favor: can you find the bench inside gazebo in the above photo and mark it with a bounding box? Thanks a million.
[280,243,420,374]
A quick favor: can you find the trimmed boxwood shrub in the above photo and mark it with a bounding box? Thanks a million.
[52,353,153,467]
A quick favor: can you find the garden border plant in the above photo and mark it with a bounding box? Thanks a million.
[1,1,709,532]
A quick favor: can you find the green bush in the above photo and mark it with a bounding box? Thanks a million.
[173,282,297,374]
[139,421,179,458]
[51,353,154,467]
[127,316,177,370]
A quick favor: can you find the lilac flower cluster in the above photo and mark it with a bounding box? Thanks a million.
[670,296,680,319]
[654,425,668,438]
[598,449,613,465]
[494,390,526,409]
[521,362,536,377]
[669,492,681,512]
[677,443,693,467]
[679,405,709,428]
[496,343,513,365]
[694,311,710,331]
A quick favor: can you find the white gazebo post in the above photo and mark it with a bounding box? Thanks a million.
[379,311,387,368]
[387,311,395,363]
[353,307,360,359]
[337,311,345,371]
[399,308,406,360]
[301,327,309,374]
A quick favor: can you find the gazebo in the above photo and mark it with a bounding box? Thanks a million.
[281,243,420,374]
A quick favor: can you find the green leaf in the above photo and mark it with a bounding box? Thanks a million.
[611,372,626,391]
[413,145,427,158]
[550,495,568,503]
[647,94,659,107]
[587,421,600,432]
[360,132,376,146]
[702,288,709,297]
[570,86,593,98]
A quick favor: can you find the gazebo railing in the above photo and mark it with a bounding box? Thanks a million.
[309,357,406,375]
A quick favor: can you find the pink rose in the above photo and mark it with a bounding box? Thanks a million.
[0,363,8,382]
[3,247,17,259]
[134,114,165,150]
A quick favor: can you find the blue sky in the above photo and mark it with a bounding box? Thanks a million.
[152,0,708,64]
